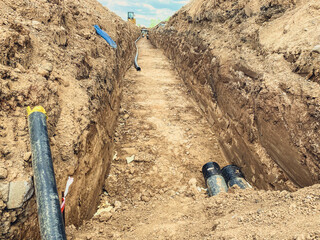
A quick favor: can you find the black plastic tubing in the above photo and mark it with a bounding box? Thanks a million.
[202,162,228,196]
[28,106,66,240]
[134,35,141,71]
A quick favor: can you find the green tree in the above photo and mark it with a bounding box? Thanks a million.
[149,16,171,28]
[149,18,161,28]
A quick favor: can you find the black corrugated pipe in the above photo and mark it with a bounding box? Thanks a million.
[202,162,228,196]
[134,35,141,71]
[27,106,67,240]
[221,165,252,189]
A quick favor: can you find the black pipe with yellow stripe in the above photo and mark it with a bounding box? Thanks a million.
[27,106,66,240]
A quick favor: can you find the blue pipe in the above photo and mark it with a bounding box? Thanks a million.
[94,25,117,49]
[134,35,141,71]
[27,106,66,240]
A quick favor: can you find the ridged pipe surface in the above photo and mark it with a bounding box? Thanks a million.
[134,35,141,71]
[28,109,66,240]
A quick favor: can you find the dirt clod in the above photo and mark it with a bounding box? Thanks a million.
[98,212,112,222]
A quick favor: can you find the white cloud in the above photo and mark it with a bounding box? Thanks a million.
[155,8,175,18]
[157,0,170,3]
[100,0,130,7]
[142,3,156,11]
[135,14,154,21]
[116,1,130,6]
[173,0,190,4]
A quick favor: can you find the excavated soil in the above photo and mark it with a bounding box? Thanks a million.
[69,38,320,240]
[1,0,320,239]
[0,0,138,239]
[150,0,320,191]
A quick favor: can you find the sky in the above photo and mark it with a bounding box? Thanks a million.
[98,0,190,27]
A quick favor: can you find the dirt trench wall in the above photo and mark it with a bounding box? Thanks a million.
[0,0,139,239]
[150,0,320,191]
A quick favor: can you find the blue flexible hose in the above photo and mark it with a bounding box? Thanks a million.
[94,25,117,49]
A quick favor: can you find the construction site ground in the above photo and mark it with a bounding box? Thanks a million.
[67,38,320,240]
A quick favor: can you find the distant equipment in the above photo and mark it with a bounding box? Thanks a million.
[128,12,136,24]
[141,28,149,38]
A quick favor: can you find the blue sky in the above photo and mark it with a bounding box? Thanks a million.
[98,0,190,27]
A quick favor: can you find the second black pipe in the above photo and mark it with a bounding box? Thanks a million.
[134,35,141,71]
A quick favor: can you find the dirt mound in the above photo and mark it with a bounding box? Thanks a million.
[150,0,320,190]
[0,0,138,239]
[69,184,320,240]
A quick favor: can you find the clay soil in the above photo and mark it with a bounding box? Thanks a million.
[68,38,320,240]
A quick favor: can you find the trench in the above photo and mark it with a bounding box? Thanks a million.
[104,37,229,203]
[3,0,319,238]
[24,31,319,240]
[67,36,275,239]
[68,26,320,238]
[64,27,319,239]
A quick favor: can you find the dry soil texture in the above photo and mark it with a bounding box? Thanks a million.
[0,0,138,239]
[150,0,320,191]
[69,38,320,240]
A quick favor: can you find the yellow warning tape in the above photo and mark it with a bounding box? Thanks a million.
[26,106,47,118]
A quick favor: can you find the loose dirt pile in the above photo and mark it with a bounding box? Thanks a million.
[0,0,138,239]
[70,39,320,240]
[150,0,320,191]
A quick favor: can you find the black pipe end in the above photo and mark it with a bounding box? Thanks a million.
[202,162,221,181]
[136,67,141,71]
[221,165,244,182]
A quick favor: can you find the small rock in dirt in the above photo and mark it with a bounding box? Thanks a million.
[0,200,5,209]
[0,183,9,201]
[31,20,40,26]
[23,152,32,162]
[42,62,53,72]
[133,193,141,201]
[98,212,112,222]
[126,155,135,164]
[123,114,129,119]
[113,152,117,161]
[141,195,150,202]
[114,200,121,209]
[119,108,126,114]
[0,167,8,179]
[7,178,34,209]
[244,6,253,17]
[312,45,320,53]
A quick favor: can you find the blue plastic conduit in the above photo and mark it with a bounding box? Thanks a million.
[134,35,141,71]
[27,106,66,240]
[94,25,117,49]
